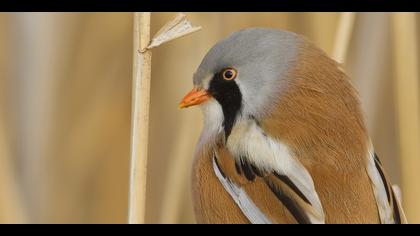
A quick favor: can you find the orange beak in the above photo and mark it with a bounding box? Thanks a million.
[179,87,211,109]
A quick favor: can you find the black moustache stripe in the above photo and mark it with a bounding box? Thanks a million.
[208,71,242,140]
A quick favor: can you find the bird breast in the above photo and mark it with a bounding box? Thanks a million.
[226,118,292,173]
[224,118,325,222]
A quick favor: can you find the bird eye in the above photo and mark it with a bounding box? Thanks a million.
[222,68,237,81]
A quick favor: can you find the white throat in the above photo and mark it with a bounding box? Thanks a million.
[197,99,224,150]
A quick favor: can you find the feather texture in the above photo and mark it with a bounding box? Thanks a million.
[225,118,325,223]
[191,30,405,224]
[212,156,272,224]
[366,142,407,224]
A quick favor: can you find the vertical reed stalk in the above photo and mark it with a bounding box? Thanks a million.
[128,12,152,224]
[128,12,200,224]
[391,13,420,223]
[0,124,27,223]
[333,12,356,63]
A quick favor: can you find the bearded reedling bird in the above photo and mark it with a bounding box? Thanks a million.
[179,28,407,224]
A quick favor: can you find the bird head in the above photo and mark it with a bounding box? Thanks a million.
[180,28,300,139]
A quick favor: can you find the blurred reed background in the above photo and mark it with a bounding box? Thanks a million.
[0,12,419,224]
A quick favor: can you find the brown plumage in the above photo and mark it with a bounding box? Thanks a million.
[261,40,379,223]
[183,28,406,224]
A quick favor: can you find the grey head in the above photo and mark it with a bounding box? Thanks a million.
[194,28,300,119]
[191,28,301,139]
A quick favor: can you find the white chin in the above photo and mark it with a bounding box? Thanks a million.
[198,99,224,146]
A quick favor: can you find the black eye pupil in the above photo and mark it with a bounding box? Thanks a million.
[224,70,233,79]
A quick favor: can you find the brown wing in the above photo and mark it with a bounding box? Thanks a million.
[191,144,249,224]
[206,144,322,224]
[260,117,381,224]
[193,141,322,223]
[257,38,382,223]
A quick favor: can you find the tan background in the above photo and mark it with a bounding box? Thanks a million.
[0,12,418,223]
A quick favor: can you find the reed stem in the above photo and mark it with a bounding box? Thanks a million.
[128,12,152,224]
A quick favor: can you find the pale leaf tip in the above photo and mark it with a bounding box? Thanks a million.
[145,13,202,50]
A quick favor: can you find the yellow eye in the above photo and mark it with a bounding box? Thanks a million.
[222,68,237,81]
